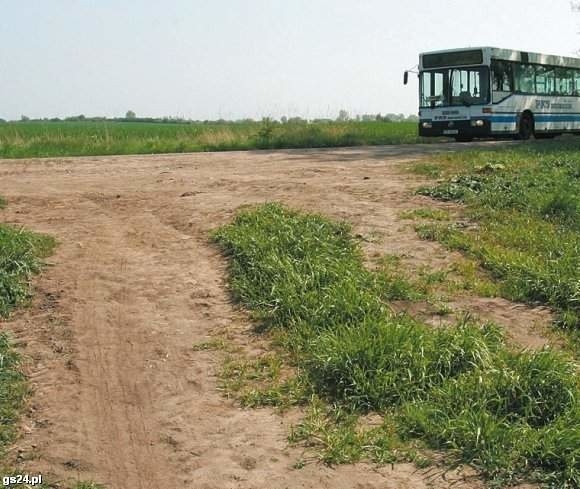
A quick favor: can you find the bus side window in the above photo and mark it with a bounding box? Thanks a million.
[557,69,574,96]
[514,63,535,93]
[492,60,512,92]
[574,69,580,96]
[536,66,555,95]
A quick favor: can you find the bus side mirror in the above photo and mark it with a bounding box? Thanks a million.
[403,71,409,85]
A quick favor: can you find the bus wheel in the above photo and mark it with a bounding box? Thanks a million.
[517,113,534,140]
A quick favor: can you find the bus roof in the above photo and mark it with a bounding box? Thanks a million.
[419,47,580,69]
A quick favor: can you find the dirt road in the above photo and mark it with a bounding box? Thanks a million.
[0,143,547,488]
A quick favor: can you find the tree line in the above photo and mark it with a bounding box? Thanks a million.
[2,110,418,125]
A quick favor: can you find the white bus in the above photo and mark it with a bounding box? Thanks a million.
[404,47,580,141]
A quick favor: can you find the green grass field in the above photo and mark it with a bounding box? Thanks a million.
[0,120,423,159]
[213,203,579,487]
[414,139,580,335]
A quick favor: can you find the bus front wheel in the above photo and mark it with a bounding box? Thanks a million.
[516,113,535,140]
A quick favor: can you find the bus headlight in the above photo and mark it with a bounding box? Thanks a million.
[471,119,485,127]
[422,122,433,129]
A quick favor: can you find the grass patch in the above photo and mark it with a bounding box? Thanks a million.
[0,334,27,454]
[377,254,500,303]
[0,224,55,317]
[0,120,434,159]
[407,162,443,178]
[415,139,580,331]
[219,354,311,410]
[213,203,579,486]
[399,208,450,221]
[400,349,579,485]
[0,197,6,210]
[192,337,236,352]
[447,259,502,298]
[288,397,408,465]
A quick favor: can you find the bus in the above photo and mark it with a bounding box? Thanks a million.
[404,47,580,141]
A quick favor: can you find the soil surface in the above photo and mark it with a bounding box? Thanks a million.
[0,142,548,489]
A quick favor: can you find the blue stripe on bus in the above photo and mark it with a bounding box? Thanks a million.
[489,115,580,123]
[489,116,517,123]
[535,115,580,122]
[422,115,580,123]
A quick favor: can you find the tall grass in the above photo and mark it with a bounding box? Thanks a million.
[416,139,580,331]
[213,203,579,486]
[0,121,425,159]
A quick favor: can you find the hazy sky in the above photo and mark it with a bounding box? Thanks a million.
[1,1,579,120]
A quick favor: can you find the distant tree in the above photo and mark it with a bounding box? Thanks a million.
[337,109,350,122]
[20,115,30,122]
[125,110,136,119]
[0,118,6,124]
[280,115,288,124]
[384,113,406,122]
[312,118,332,123]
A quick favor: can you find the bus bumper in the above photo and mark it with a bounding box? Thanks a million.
[418,120,492,138]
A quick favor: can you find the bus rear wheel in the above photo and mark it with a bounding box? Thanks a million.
[516,113,535,140]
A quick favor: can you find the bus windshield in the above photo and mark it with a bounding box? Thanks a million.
[420,67,489,107]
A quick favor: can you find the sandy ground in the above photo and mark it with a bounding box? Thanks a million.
[0,143,550,489]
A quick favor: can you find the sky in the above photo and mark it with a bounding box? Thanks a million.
[1,0,579,121]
